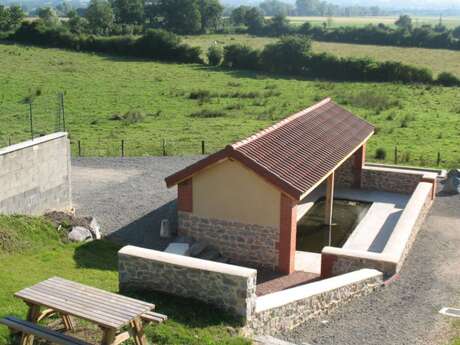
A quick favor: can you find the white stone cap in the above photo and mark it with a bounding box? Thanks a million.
[255,268,383,313]
[0,132,68,156]
[119,245,257,278]
[321,246,397,264]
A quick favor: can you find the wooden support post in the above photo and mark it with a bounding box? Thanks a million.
[324,172,335,226]
[131,318,148,345]
[21,304,41,345]
[101,328,117,345]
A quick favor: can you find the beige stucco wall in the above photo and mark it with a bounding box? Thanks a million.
[192,159,281,227]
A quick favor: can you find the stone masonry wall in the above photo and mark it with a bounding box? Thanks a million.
[0,133,72,215]
[335,156,354,187]
[362,167,423,194]
[178,211,279,270]
[248,269,383,335]
[118,246,257,319]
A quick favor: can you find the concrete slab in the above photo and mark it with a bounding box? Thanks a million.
[295,251,321,275]
[164,243,190,256]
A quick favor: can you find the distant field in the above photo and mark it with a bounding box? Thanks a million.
[284,16,460,28]
[184,34,460,77]
[1,43,460,168]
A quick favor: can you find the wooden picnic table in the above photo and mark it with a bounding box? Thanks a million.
[14,277,155,345]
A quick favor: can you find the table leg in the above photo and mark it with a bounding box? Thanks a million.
[20,304,41,345]
[131,318,148,345]
[101,328,117,345]
[61,314,75,331]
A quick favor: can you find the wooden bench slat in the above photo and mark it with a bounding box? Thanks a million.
[141,312,168,324]
[0,317,90,345]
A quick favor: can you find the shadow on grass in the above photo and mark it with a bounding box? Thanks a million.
[73,240,121,271]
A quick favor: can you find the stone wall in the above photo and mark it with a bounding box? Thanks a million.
[248,269,383,335]
[0,133,72,215]
[335,156,354,187]
[322,181,434,278]
[362,166,424,194]
[178,211,279,270]
[118,245,257,319]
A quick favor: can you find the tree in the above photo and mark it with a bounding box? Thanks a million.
[296,0,321,16]
[207,45,223,65]
[244,7,265,34]
[38,7,59,26]
[85,0,114,34]
[112,0,144,24]
[157,0,202,34]
[453,26,460,39]
[261,35,311,73]
[0,5,24,31]
[230,6,250,26]
[265,14,292,36]
[259,0,293,16]
[199,0,223,33]
[395,15,412,31]
[67,10,88,34]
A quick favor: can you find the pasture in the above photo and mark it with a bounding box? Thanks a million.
[184,34,460,77]
[284,16,460,28]
[0,43,460,168]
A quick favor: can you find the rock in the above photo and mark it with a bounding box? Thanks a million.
[175,236,195,245]
[68,226,93,242]
[88,217,101,240]
[164,243,190,256]
[442,169,460,194]
[160,219,171,238]
[189,242,207,257]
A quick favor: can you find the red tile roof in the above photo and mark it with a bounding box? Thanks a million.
[165,98,374,200]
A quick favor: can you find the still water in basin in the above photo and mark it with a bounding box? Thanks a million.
[297,198,371,253]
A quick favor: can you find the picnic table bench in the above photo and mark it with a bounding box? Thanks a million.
[0,277,167,345]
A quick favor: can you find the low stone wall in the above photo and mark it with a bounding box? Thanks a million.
[321,181,434,277]
[118,245,257,319]
[0,133,72,215]
[178,211,279,270]
[248,269,383,335]
[362,166,425,194]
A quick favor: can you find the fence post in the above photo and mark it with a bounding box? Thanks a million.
[29,103,34,140]
[201,140,205,155]
[121,140,125,157]
[78,140,81,157]
[437,152,441,166]
[8,136,11,146]
[162,139,166,156]
[60,92,66,131]
[394,146,398,165]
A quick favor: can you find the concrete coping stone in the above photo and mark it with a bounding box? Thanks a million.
[119,245,257,278]
[0,132,68,156]
[365,163,445,178]
[255,268,382,313]
[383,182,433,261]
[322,246,397,264]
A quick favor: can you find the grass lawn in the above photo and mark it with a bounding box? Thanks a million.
[184,34,460,78]
[1,43,460,168]
[284,16,460,29]
[0,215,249,345]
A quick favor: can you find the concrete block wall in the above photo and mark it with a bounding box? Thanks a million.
[118,246,258,319]
[0,133,72,215]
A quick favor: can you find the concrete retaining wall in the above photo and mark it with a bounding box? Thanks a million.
[118,245,257,319]
[321,181,434,277]
[178,211,279,270]
[0,133,72,215]
[248,269,383,335]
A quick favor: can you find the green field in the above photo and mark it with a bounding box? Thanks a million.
[284,16,460,28]
[184,34,460,78]
[1,43,460,167]
[0,215,249,345]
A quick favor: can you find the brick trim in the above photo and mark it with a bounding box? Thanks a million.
[278,193,297,274]
[177,178,193,212]
[320,253,338,278]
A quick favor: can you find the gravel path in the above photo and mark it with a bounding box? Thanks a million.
[280,191,460,345]
[71,157,201,249]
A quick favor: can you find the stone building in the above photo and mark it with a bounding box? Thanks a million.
[165,98,374,274]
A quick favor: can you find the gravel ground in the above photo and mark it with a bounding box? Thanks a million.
[71,157,202,249]
[280,190,460,345]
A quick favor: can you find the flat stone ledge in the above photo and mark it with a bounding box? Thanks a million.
[0,132,68,156]
[119,245,257,277]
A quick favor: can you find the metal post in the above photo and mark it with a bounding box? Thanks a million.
[78,140,81,157]
[201,140,205,155]
[162,139,166,156]
[60,93,66,131]
[394,146,398,165]
[121,140,125,157]
[29,103,34,140]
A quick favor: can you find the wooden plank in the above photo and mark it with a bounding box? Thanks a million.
[24,283,143,322]
[0,317,90,345]
[101,328,117,345]
[132,318,148,345]
[141,312,167,324]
